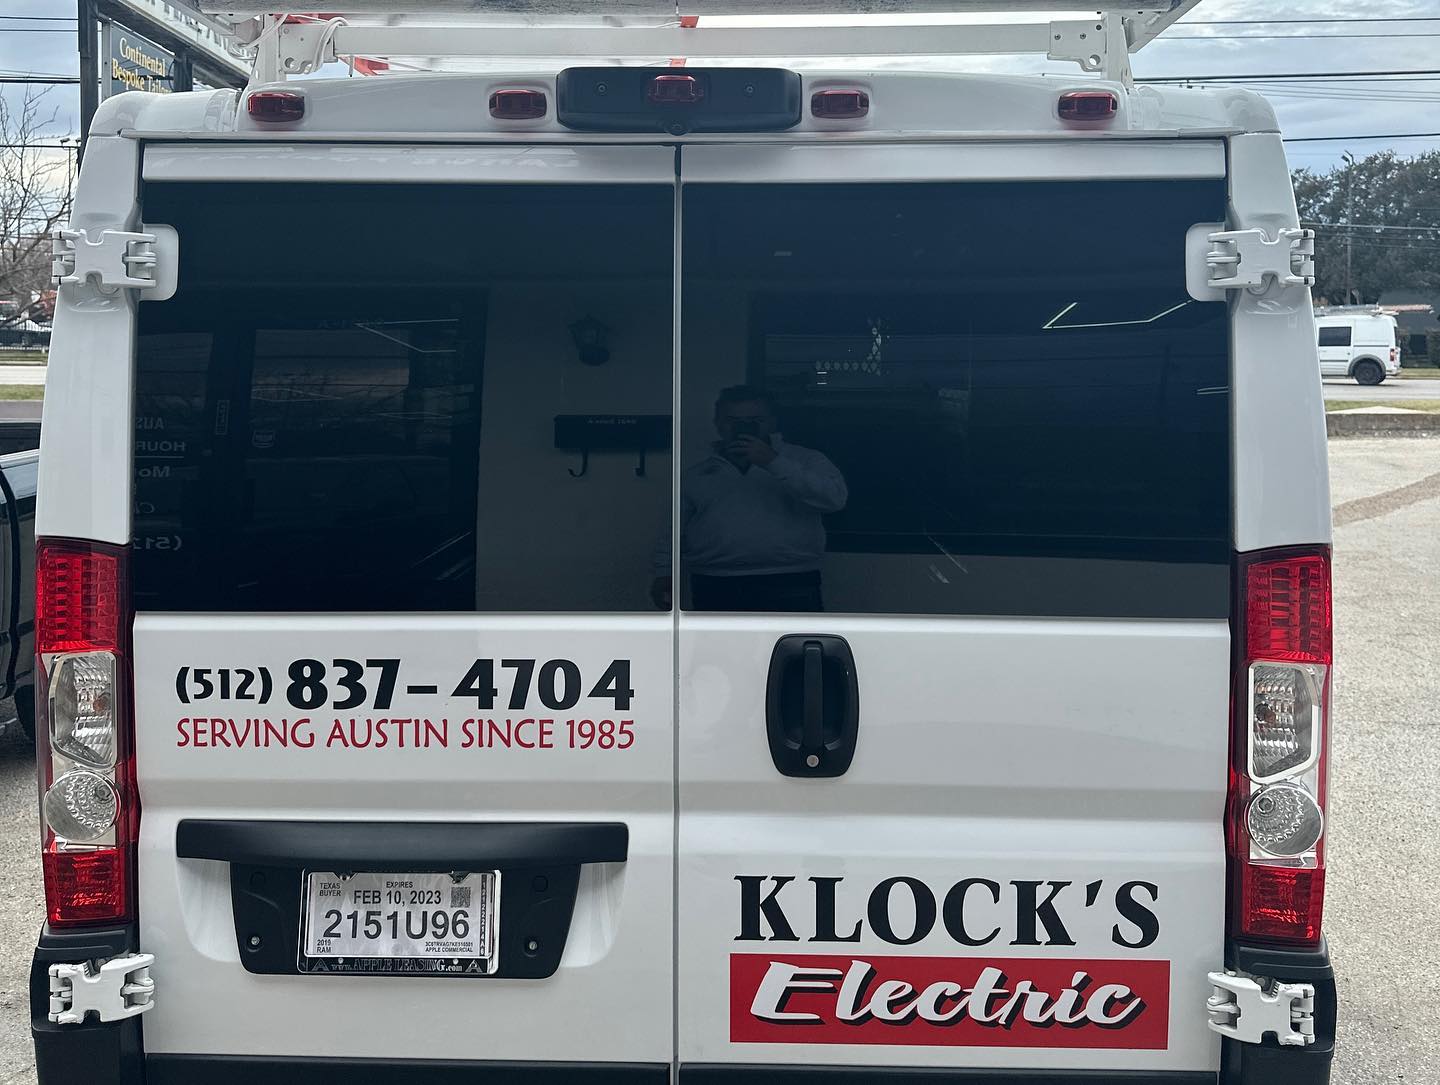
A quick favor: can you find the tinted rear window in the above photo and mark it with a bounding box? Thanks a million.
[133,182,673,612]
[1318,326,1352,347]
[679,179,1231,618]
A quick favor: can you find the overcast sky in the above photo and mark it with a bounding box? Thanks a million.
[4,0,1439,174]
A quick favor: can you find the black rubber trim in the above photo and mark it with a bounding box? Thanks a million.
[147,1056,668,1084]
[1221,938,1335,1085]
[31,923,133,963]
[682,1069,1215,1083]
[33,1020,143,1085]
[176,819,628,868]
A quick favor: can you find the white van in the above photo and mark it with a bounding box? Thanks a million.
[32,4,1336,1085]
[1315,309,1401,385]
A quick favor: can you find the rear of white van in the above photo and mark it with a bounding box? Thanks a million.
[31,72,1335,1085]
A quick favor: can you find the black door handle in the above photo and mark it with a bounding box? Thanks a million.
[766,634,859,778]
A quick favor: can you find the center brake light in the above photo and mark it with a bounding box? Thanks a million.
[648,74,704,105]
[36,539,136,927]
[1230,548,1332,945]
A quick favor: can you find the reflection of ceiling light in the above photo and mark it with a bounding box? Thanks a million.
[1043,300,1191,331]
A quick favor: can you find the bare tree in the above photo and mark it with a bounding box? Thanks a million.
[1,87,74,329]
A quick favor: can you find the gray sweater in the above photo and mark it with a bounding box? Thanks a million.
[656,439,848,577]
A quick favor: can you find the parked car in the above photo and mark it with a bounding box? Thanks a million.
[0,449,37,740]
[1316,309,1402,385]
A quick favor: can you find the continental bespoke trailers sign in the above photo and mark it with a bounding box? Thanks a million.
[107,24,174,96]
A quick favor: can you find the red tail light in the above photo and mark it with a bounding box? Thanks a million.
[1230,547,1331,945]
[1058,90,1118,122]
[247,90,306,123]
[36,538,136,927]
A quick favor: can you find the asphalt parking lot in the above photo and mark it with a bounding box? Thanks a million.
[1322,377,1440,403]
[0,436,1436,1084]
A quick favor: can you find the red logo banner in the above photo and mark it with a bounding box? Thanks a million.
[730,953,1169,1050]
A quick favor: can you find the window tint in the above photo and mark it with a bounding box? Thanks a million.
[135,183,672,612]
[680,180,1230,619]
[1317,326,1352,347]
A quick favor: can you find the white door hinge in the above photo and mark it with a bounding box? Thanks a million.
[1205,227,1316,291]
[48,953,156,1025]
[1206,970,1315,1047]
[52,224,179,301]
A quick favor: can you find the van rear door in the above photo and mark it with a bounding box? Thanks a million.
[130,145,676,1074]
[675,143,1233,1077]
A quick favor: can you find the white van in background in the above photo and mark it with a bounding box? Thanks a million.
[1315,308,1401,385]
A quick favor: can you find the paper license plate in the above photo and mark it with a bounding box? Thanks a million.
[300,870,499,976]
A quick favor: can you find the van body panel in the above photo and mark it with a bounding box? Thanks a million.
[126,148,677,1063]
[1228,134,1332,553]
[677,617,1229,1070]
[36,136,142,546]
[33,73,1332,1085]
[673,144,1235,1073]
[134,615,674,1061]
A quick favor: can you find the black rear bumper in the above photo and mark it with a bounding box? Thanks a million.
[33,931,1335,1085]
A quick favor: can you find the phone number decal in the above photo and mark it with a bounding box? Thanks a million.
[175,657,634,712]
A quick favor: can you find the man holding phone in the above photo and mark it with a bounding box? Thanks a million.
[653,385,847,612]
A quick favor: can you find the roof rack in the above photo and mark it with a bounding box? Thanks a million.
[200,1,1202,87]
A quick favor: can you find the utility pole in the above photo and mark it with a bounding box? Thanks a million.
[1342,150,1355,305]
[77,0,99,162]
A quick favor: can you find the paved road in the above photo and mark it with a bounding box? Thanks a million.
[1323,377,1440,401]
[0,439,1437,1082]
[0,369,43,388]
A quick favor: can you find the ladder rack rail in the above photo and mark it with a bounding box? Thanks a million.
[199,1,1206,88]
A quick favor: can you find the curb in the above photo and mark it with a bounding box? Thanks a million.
[1327,413,1440,438]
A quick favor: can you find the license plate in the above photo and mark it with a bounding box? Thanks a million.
[300,871,499,976]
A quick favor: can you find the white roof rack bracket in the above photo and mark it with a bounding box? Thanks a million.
[208,1,1194,88]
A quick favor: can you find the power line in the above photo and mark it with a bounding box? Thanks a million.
[1164,33,1440,41]
[1143,69,1440,83]
[0,76,81,85]
[1180,17,1440,25]
[0,15,79,21]
[1284,132,1440,143]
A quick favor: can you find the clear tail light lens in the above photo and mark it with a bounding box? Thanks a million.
[1248,662,1322,781]
[1246,781,1324,857]
[43,769,120,843]
[36,539,134,927]
[1230,548,1331,946]
[48,652,117,768]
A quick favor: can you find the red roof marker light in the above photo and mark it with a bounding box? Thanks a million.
[490,89,548,120]
[1058,90,1118,122]
[247,91,306,123]
[812,89,870,120]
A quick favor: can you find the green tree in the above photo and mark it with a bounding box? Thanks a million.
[1292,150,1440,305]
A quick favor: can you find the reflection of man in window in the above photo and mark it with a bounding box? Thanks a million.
[653,385,847,612]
